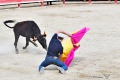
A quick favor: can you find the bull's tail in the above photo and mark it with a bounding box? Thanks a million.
[4,20,16,29]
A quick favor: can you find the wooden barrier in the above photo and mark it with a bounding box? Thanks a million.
[0,0,44,7]
[115,0,118,4]
[0,0,118,7]
[62,0,118,4]
[88,0,118,4]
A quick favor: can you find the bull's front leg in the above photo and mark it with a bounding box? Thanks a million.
[23,37,30,49]
[29,39,38,47]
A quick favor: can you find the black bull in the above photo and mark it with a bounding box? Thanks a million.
[4,20,47,54]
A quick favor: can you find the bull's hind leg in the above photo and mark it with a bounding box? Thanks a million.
[14,34,20,54]
[23,37,30,49]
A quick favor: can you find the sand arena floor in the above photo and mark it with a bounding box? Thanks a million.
[0,2,120,80]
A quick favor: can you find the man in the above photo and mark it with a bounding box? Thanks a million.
[39,31,71,74]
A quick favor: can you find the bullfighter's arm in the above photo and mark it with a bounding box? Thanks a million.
[56,30,71,37]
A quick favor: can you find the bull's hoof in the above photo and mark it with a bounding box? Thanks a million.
[23,47,26,49]
[16,51,19,54]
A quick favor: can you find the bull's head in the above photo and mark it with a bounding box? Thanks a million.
[37,31,47,51]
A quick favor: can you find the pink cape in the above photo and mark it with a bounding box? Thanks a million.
[64,27,90,66]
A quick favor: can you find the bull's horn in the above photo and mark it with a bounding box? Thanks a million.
[43,31,47,37]
[44,31,46,35]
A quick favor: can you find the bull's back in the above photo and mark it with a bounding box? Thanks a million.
[13,21,41,37]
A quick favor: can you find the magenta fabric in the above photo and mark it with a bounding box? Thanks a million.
[64,27,90,66]
[65,45,80,66]
[71,27,90,44]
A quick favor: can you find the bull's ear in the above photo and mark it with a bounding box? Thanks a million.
[33,36,37,42]
[43,31,47,37]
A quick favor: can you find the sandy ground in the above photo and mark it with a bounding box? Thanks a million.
[0,1,120,80]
